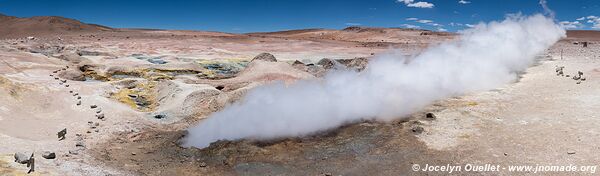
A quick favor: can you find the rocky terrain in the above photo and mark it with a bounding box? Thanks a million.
[1,14,599,175]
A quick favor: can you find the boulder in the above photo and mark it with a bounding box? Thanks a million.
[251,53,277,62]
[58,69,86,81]
[317,58,336,69]
[14,152,29,164]
[292,60,304,66]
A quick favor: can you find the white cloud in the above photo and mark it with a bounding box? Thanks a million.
[397,0,434,8]
[458,0,471,4]
[401,24,421,29]
[465,24,475,28]
[559,21,583,29]
[584,16,600,29]
[437,28,448,32]
[417,19,433,24]
[449,22,463,26]
[576,17,586,21]
[415,19,442,27]
[406,17,419,21]
[345,22,361,26]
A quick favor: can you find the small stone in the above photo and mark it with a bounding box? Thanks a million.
[199,162,207,167]
[94,129,99,132]
[77,96,81,99]
[69,90,73,93]
[322,173,333,176]
[90,105,97,109]
[65,84,70,87]
[57,128,67,140]
[131,152,136,155]
[96,109,102,113]
[581,77,586,81]
[154,114,166,119]
[503,153,508,156]
[96,113,105,120]
[576,81,581,84]
[425,112,436,119]
[42,152,56,159]
[68,150,79,155]
[75,141,86,148]
[14,152,29,164]
[566,75,570,77]
[73,93,79,96]
[567,150,576,155]
[411,126,424,134]
[76,101,81,106]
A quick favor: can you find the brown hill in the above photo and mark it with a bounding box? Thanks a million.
[0,13,112,38]
[247,26,456,43]
[566,30,600,40]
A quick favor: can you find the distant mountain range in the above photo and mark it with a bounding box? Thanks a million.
[0,13,112,38]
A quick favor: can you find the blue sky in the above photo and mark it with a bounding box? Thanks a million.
[0,0,598,33]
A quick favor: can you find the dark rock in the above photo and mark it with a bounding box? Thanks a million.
[425,112,436,119]
[75,141,86,148]
[154,114,166,119]
[57,128,67,140]
[90,105,97,109]
[411,126,424,134]
[42,151,56,159]
[96,113,105,119]
[317,58,336,69]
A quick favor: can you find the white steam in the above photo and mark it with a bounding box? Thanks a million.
[182,14,565,148]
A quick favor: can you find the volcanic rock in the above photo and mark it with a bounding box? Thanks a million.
[251,53,277,62]
[14,152,29,164]
[42,151,56,159]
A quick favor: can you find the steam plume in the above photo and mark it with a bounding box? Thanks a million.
[182,14,565,148]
